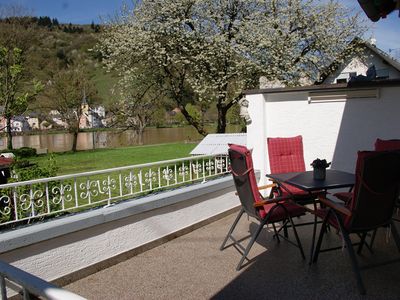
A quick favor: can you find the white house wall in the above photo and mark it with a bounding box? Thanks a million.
[246,93,267,185]
[246,86,400,183]
[324,48,400,84]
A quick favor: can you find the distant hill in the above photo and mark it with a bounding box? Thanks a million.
[0,16,118,109]
[0,16,221,127]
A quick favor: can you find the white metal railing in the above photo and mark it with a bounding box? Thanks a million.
[0,154,229,227]
[0,260,85,300]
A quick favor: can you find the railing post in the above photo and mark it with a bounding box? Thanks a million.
[1,275,7,299]
[44,183,50,214]
[202,158,206,183]
[23,287,31,300]
[107,176,112,206]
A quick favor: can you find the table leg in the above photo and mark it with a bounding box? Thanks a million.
[309,201,318,265]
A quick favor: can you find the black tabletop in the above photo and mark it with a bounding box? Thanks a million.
[266,169,355,192]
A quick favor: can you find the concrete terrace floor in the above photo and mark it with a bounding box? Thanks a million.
[65,212,400,300]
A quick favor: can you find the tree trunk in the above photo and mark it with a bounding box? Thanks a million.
[216,104,227,134]
[6,116,13,150]
[137,128,144,145]
[71,114,81,152]
[216,95,242,133]
[137,116,146,145]
[71,130,78,152]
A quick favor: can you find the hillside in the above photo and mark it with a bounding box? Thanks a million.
[0,16,117,108]
[0,16,231,129]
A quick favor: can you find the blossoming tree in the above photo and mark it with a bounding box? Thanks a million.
[100,0,365,135]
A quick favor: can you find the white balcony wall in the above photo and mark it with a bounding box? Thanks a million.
[246,86,400,183]
[0,178,238,286]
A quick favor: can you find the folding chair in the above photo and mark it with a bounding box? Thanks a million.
[312,150,400,295]
[374,138,400,222]
[267,136,325,256]
[220,144,306,270]
[335,138,400,206]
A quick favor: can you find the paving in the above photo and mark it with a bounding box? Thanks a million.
[65,212,400,300]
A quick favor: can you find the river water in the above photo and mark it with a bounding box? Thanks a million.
[0,126,242,152]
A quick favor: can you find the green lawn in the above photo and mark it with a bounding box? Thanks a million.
[30,143,197,175]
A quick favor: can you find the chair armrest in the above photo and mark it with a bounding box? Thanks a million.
[318,195,352,217]
[253,196,292,207]
[235,183,276,196]
[258,183,277,191]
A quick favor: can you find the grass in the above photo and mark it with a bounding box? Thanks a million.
[30,143,197,175]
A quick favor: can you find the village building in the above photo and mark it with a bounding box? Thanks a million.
[316,39,400,84]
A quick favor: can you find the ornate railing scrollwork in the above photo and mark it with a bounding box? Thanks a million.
[0,154,229,227]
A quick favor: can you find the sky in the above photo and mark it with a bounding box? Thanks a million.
[1,0,400,56]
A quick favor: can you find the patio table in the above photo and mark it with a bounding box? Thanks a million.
[266,169,355,193]
[266,169,355,262]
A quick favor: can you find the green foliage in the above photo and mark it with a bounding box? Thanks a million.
[0,45,43,149]
[0,154,59,224]
[11,154,58,182]
[43,65,98,151]
[152,107,168,127]
[226,103,241,125]
[185,104,201,125]
[62,23,84,34]
[10,147,37,158]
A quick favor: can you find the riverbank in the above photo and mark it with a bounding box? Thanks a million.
[0,125,241,153]
[30,143,197,175]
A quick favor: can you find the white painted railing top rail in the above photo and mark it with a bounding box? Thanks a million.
[0,154,229,228]
[0,260,86,300]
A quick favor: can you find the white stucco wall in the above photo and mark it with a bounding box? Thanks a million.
[246,86,400,183]
[246,93,267,184]
[0,177,238,285]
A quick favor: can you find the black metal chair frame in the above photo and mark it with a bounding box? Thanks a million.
[312,151,400,295]
[313,207,400,295]
[220,196,305,271]
[220,145,305,270]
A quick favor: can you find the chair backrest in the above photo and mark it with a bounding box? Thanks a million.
[228,144,265,219]
[345,151,400,231]
[267,135,306,174]
[374,138,400,207]
[375,138,400,151]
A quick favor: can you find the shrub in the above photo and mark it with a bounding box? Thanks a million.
[0,155,59,225]
[11,147,37,158]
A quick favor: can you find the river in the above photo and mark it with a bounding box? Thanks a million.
[0,125,242,152]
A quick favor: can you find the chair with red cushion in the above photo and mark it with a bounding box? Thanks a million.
[375,138,400,151]
[267,135,323,204]
[374,139,400,219]
[220,144,306,270]
[312,150,400,294]
[335,138,400,211]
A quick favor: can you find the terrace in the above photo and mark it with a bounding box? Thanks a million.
[64,213,400,299]
[1,79,400,299]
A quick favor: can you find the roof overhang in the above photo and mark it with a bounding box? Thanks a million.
[244,79,400,96]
